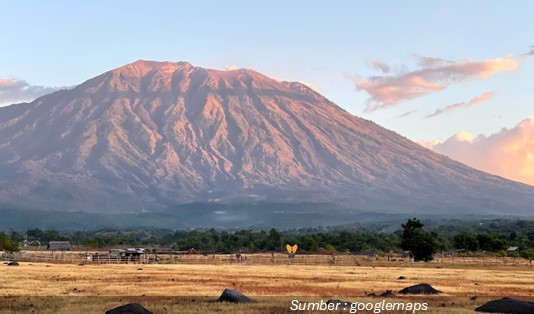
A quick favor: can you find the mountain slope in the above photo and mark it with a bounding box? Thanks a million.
[0,60,532,216]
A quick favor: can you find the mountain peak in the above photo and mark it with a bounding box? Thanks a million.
[84,60,306,95]
[109,60,192,80]
[1,61,533,217]
[112,60,259,78]
[121,59,193,70]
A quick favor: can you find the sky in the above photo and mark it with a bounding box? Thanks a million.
[1,1,533,185]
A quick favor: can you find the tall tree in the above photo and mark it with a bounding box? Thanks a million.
[401,218,436,261]
[267,228,282,251]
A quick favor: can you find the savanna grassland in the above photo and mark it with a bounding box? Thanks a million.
[1,261,533,313]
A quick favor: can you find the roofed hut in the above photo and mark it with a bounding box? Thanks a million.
[47,241,71,251]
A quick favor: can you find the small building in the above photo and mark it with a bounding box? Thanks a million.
[186,248,199,255]
[47,241,71,251]
[400,251,414,259]
[108,248,148,262]
[109,249,127,256]
[506,246,519,252]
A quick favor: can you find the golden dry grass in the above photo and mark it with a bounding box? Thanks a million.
[1,262,533,313]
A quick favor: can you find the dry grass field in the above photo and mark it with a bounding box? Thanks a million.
[1,260,533,313]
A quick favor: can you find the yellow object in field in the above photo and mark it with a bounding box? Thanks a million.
[286,244,298,254]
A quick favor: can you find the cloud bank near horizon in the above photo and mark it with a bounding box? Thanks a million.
[0,78,59,106]
[425,117,534,186]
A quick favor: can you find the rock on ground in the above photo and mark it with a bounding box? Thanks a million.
[475,297,534,313]
[217,288,256,304]
[398,283,442,295]
[105,303,153,314]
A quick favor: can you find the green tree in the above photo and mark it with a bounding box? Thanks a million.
[43,229,68,242]
[26,228,44,240]
[0,233,19,253]
[509,231,517,241]
[521,249,534,260]
[476,233,496,252]
[325,244,336,253]
[267,228,281,251]
[83,238,101,249]
[495,250,507,259]
[453,231,479,251]
[400,218,436,261]
[301,236,318,252]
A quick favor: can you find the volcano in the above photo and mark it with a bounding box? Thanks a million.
[0,60,532,221]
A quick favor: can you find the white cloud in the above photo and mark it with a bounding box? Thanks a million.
[425,92,494,118]
[365,58,391,73]
[353,55,518,112]
[224,65,241,71]
[297,81,320,92]
[521,45,534,57]
[397,109,417,118]
[426,117,534,186]
[0,78,58,105]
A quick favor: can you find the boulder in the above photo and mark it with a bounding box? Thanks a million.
[6,261,19,266]
[216,288,256,303]
[475,297,534,313]
[105,303,153,314]
[398,283,442,295]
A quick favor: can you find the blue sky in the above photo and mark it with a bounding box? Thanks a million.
[1,1,533,184]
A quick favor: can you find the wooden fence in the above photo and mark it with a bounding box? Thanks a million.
[3,250,532,267]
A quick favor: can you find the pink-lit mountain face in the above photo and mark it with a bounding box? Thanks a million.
[0,60,532,215]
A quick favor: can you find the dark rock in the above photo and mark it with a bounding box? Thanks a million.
[398,283,442,295]
[367,292,376,297]
[379,290,395,297]
[216,288,256,304]
[105,303,153,314]
[6,261,19,266]
[475,297,534,313]
[470,296,477,301]
[397,276,407,280]
[327,299,352,307]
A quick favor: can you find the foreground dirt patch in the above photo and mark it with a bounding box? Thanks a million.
[1,262,533,313]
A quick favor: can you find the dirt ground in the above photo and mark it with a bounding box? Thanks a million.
[1,262,533,313]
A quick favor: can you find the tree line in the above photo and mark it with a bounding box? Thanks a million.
[2,219,534,261]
